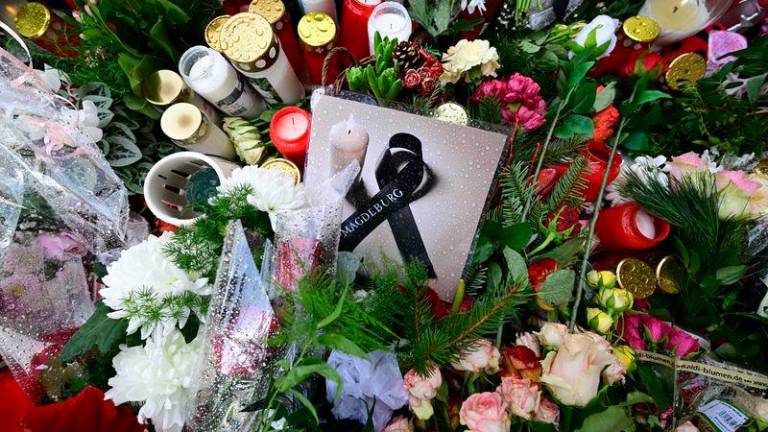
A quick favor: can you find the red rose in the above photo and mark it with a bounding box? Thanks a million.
[527,259,558,292]
[420,76,437,96]
[425,288,472,319]
[403,69,422,89]
[620,50,664,78]
[22,386,144,432]
[501,346,542,381]
[544,206,582,237]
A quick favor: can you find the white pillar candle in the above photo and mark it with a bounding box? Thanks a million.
[160,103,236,160]
[301,0,338,22]
[179,46,266,118]
[144,152,240,227]
[635,208,657,239]
[220,13,305,105]
[367,1,412,55]
[329,115,369,176]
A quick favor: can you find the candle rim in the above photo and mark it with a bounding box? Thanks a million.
[370,3,409,32]
[270,106,311,143]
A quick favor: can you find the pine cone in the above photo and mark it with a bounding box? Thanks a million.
[392,41,423,70]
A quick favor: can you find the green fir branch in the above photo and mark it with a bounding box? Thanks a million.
[500,162,535,227]
[545,155,588,211]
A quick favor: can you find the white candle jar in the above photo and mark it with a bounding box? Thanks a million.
[220,13,305,105]
[639,0,732,45]
[367,1,412,55]
[161,102,236,159]
[179,45,266,118]
[143,152,241,227]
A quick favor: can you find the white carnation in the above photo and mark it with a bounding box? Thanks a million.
[100,232,210,339]
[217,166,307,227]
[106,329,204,432]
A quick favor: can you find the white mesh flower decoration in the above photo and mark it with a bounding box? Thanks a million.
[217,166,307,227]
[106,329,204,432]
[100,232,210,339]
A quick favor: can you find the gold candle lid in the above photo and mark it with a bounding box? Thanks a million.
[297,11,337,48]
[754,159,768,178]
[161,103,206,143]
[143,70,188,106]
[261,158,301,184]
[616,258,656,299]
[220,13,280,72]
[249,0,286,25]
[432,103,469,125]
[205,15,231,52]
[666,53,706,90]
[655,256,685,295]
[15,2,51,39]
[622,16,660,43]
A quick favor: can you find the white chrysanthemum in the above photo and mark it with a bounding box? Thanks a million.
[606,155,669,206]
[101,232,210,339]
[106,329,204,432]
[440,39,500,84]
[217,166,306,226]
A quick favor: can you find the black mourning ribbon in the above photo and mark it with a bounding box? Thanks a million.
[339,133,437,277]
[553,0,568,20]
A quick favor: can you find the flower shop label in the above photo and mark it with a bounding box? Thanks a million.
[304,95,507,299]
[636,351,768,394]
[697,400,749,432]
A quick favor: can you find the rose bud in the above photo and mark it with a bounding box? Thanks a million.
[587,307,614,334]
[502,345,542,382]
[613,345,636,373]
[597,287,634,313]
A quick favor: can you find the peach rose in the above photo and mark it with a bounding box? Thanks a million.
[664,152,710,180]
[540,333,615,406]
[716,170,766,219]
[536,323,569,349]
[453,339,501,374]
[496,377,540,420]
[459,392,510,432]
[383,415,414,432]
[533,397,560,425]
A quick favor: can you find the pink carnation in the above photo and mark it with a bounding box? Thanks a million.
[471,73,547,131]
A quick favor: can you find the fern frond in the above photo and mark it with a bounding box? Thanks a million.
[546,156,588,211]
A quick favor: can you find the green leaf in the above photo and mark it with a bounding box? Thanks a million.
[621,131,651,152]
[277,357,343,399]
[289,389,319,425]
[593,82,617,112]
[520,40,541,54]
[317,334,368,359]
[636,363,673,410]
[635,90,671,107]
[745,73,767,104]
[503,247,528,284]
[149,17,178,61]
[555,114,594,139]
[433,0,452,35]
[567,60,595,93]
[620,391,655,407]
[500,223,533,252]
[716,265,747,285]
[317,285,348,329]
[59,302,128,362]
[539,270,575,307]
[576,406,635,432]
[571,82,598,114]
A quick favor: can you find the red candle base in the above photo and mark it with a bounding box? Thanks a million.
[340,0,381,61]
[595,202,671,251]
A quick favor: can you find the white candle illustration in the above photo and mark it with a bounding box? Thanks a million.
[367,2,412,55]
[329,115,369,176]
[179,46,265,118]
[301,0,338,22]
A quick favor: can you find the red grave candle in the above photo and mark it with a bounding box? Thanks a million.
[595,202,671,251]
[270,107,312,169]
[298,11,339,85]
[340,0,382,61]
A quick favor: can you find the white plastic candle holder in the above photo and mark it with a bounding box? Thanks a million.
[144,152,241,227]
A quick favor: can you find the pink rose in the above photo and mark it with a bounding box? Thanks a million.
[666,328,700,358]
[497,377,540,420]
[540,333,615,406]
[512,105,546,131]
[459,392,510,432]
[452,339,501,374]
[536,322,569,349]
[533,397,560,425]
[620,314,646,350]
[403,69,422,89]
[665,152,709,180]
[420,76,437,96]
[602,357,626,385]
[383,415,414,432]
[403,366,442,401]
[716,170,766,219]
[642,315,671,344]
[36,233,86,259]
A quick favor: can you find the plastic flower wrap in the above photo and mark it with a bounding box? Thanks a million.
[0,48,128,257]
[273,162,361,292]
[187,220,276,432]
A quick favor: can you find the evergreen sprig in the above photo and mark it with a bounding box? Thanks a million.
[545,155,588,211]
[500,162,535,227]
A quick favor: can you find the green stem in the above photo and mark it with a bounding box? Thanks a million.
[568,115,630,331]
[528,232,556,256]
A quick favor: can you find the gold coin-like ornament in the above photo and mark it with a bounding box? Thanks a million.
[666,53,706,90]
[623,16,661,43]
[617,258,656,299]
[220,13,274,63]
[205,15,231,52]
[262,158,301,184]
[249,0,286,25]
[297,12,337,47]
[15,2,51,39]
[656,256,685,295]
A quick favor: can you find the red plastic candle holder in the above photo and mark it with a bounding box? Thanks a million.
[340,0,382,61]
[269,107,312,169]
[595,202,671,251]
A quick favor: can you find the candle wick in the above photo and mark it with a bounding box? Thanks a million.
[292,117,295,127]
[673,6,678,13]
[347,129,351,135]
